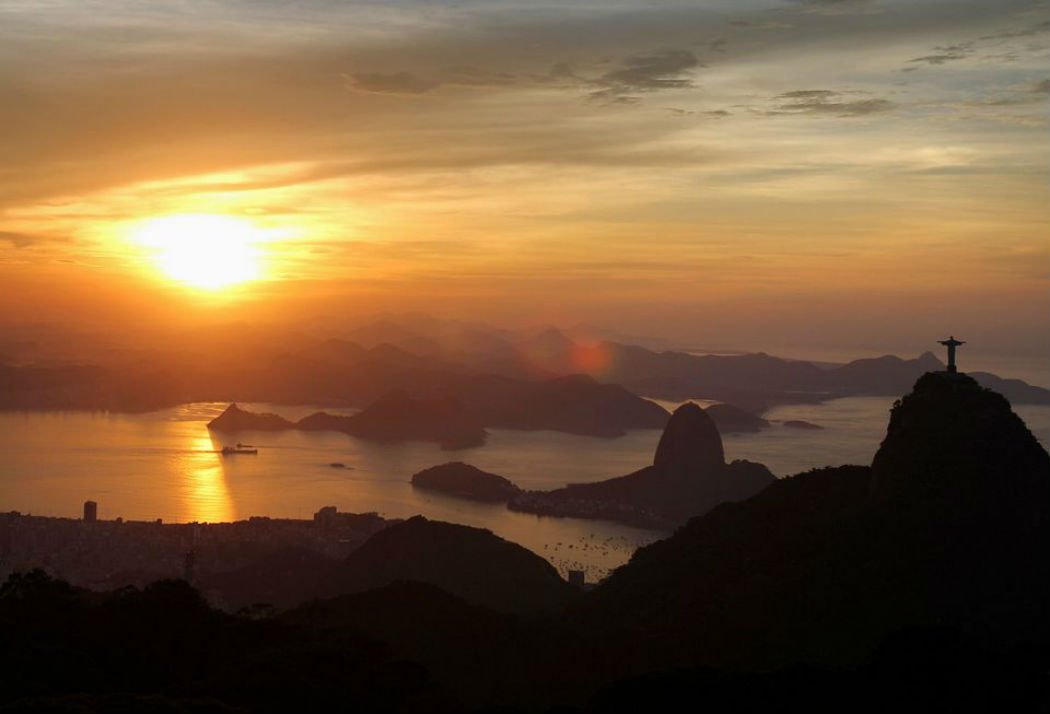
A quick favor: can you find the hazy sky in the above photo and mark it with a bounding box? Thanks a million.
[1,0,1048,359]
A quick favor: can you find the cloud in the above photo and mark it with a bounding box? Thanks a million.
[769,90,895,117]
[958,78,1050,109]
[588,50,701,103]
[908,42,974,65]
[0,230,59,248]
[981,19,1050,41]
[783,0,875,13]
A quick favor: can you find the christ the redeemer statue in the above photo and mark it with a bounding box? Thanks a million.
[938,336,965,373]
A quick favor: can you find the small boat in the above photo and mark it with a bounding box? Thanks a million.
[221,445,258,455]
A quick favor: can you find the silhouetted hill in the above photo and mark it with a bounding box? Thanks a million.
[208,403,294,432]
[478,374,668,436]
[782,419,823,430]
[5,318,1048,414]
[705,403,770,433]
[367,318,1050,406]
[870,371,1049,513]
[0,571,452,713]
[197,546,340,611]
[300,391,487,449]
[208,393,486,449]
[821,351,945,394]
[967,370,1050,405]
[206,375,667,445]
[328,516,575,614]
[347,320,442,355]
[283,580,598,710]
[510,403,775,528]
[580,371,1050,672]
[411,462,522,502]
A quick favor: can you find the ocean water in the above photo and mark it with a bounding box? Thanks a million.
[1,398,1047,580]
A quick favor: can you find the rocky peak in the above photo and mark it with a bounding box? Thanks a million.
[653,402,726,473]
[916,351,945,371]
[870,371,1049,510]
[208,403,294,432]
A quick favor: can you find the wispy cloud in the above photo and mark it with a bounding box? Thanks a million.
[908,42,975,65]
[767,90,895,117]
[587,50,701,103]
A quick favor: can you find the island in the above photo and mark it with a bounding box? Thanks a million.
[411,462,523,502]
[209,393,487,450]
[782,419,824,430]
[507,402,775,528]
[705,403,770,433]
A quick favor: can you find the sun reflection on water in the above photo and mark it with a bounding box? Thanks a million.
[179,433,236,522]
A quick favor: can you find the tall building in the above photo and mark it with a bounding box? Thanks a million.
[83,500,98,522]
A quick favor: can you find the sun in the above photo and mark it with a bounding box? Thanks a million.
[132,214,264,289]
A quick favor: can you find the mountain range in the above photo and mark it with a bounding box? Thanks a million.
[2,318,1047,418]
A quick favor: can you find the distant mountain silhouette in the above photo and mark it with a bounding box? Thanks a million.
[705,403,770,433]
[208,403,294,431]
[207,374,667,446]
[325,516,575,614]
[412,462,523,502]
[297,391,486,449]
[782,419,823,430]
[821,351,945,394]
[346,320,443,355]
[580,371,1050,672]
[509,403,775,528]
[209,394,485,449]
[4,318,1048,414]
[478,374,668,436]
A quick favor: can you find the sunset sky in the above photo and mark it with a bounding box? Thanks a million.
[1,0,1047,364]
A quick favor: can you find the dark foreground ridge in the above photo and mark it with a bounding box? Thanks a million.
[582,371,1050,672]
[324,516,576,614]
[2,370,1048,712]
[508,402,775,528]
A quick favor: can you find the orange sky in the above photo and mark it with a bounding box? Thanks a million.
[1,0,1047,362]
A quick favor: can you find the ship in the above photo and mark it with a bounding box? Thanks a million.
[221,445,258,455]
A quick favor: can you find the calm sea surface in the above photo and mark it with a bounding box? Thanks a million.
[2,398,1047,580]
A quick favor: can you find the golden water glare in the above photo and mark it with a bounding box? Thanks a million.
[179,433,236,522]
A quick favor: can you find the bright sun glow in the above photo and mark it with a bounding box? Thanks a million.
[132,214,264,289]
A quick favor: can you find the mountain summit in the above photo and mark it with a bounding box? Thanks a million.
[653,402,725,472]
[870,371,1049,513]
[509,402,774,528]
[583,372,1050,672]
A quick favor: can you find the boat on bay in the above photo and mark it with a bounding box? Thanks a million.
[221,445,258,455]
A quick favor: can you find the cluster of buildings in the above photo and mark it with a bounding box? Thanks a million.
[0,502,390,596]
